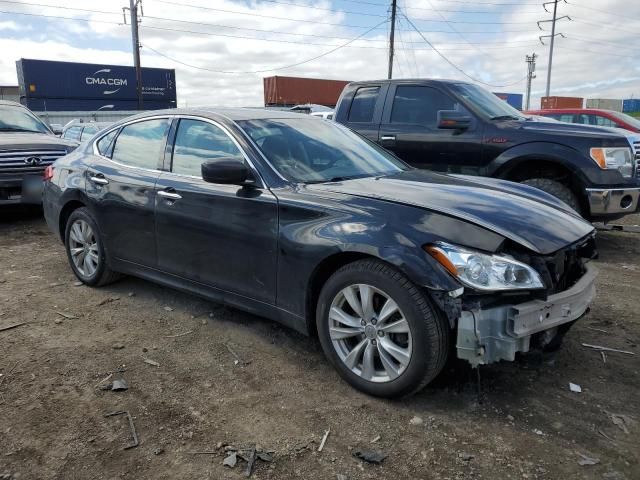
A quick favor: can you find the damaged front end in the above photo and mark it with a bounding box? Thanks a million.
[429,234,598,366]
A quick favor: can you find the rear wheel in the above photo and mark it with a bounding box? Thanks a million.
[316,259,449,398]
[64,207,120,286]
[521,178,582,214]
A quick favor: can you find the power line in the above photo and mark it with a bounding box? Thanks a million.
[564,0,640,22]
[399,11,526,88]
[141,19,389,74]
[0,0,119,15]
[154,0,538,26]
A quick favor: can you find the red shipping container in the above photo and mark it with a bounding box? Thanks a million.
[541,96,583,109]
[263,76,351,107]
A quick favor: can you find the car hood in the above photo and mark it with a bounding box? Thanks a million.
[0,132,76,151]
[305,169,594,255]
[518,119,628,140]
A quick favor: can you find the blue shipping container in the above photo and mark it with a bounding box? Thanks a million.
[16,58,176,103]
[23,97,176,112]
[493,92,523,111]
[623,99,640,113]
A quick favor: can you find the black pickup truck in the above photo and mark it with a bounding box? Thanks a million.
[334,79,640,221]
[1,100,76,205]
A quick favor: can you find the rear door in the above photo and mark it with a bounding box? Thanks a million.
[86,117,170,267]
[154,117,278,303]
[339,84,387,142]
[378,84,483,174]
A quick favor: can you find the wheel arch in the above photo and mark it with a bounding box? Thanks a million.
[58,196,89,243]
[304,247,460,336]
[493,155,588,213]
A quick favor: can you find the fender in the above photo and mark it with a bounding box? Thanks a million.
[487,142,591,183]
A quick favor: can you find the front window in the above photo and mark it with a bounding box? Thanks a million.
[391,86,459,126]
[239,118,408,184]
[451,83,525,120]
[0,104,51,134]
[172,119,242,177]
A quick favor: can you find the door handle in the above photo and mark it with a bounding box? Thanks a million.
[380,135,396,141]
[158,190,182,200]
[89,174,108,185]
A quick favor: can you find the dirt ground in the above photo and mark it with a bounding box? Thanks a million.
[1,207,638,480]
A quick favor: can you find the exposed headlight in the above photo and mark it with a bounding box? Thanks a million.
[425,242,544,292]
[590,147,634,178]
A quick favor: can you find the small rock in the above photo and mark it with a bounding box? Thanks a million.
[223,452,237,468]
[459,453,474,461]
[216,441,224,450]
[112,343,125,350]
[409,416,423,425]
[142,347,148,353]
[201,319,207,325]
[353,449,387,464]
[73,281,83,287]
[164,306,173,312]
[128,292,135,297]
[507,415,515,422]
[569,383,582,393]
[153,448,164,455]
[533,429,544,436]
[337,475,347,480]
[54,319,63,325]
[577,453,600,466]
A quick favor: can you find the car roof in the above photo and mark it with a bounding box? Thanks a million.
[345,78,471,87]
[119,107,311,123]
[527,108,621,115]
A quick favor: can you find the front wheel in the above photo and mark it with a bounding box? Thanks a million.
[316,259,449,398]
[521,178,582,215]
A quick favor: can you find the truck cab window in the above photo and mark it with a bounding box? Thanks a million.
[391,86,457,126]
[348,86,380,123]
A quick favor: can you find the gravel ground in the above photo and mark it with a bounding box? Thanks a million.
[0,207,638,480]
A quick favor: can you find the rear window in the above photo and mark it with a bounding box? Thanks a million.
[111,119,170,169]
[348,86,379,123]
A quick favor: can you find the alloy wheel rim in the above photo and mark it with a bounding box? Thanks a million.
[69,219,99,277]
[329,284,412,383]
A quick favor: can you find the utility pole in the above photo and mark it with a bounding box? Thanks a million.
[538,0,569,97]
[388,0,397,79]
[525,53,537,110]
[128,0,143,110]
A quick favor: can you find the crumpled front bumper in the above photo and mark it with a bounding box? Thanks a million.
[456,263,598,366]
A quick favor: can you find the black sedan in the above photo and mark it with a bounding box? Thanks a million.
[43,108,598,397]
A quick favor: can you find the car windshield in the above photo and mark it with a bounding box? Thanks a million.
[238,118,408,183]
[0,105,51,134]
[609,111,640,130]
[451,83,526,120]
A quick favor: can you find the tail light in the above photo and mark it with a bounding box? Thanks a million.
[43,165,54,181]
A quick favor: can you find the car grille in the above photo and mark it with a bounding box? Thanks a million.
[634,141,640,177]
[0,149,67,176]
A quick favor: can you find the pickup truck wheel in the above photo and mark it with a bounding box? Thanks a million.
[316,259,449,398]
[64,207,120,287]
[521,178,582,214]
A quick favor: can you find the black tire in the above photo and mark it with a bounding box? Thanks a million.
[521,178,582,214]
[64,207,121,287]
[316,259,449,398]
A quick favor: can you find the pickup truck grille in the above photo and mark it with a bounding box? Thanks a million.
[634,141,640,177]
[0,149,67,175]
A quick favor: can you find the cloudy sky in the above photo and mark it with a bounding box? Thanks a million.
[0,0,638,108]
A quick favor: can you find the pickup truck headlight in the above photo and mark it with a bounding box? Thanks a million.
[425,242,544,291]
[590,147,634,177]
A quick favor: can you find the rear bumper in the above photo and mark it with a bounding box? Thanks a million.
[586,187,640,217]
[456,263,598,366]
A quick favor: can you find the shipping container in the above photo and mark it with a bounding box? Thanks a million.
[541,96,583,109]
[585,98,623,112]
[493,92,523,110]
[264,76,351,107]
[22,97,175,112]
[623,99,640,113]
[16,59,176,107]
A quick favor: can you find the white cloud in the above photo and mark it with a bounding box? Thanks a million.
[0,0,639,108]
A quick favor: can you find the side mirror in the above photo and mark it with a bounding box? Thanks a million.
[201,157,251,185]
[437,110,472,130]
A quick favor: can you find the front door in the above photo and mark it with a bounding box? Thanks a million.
[85,118,170,267]
[379,85,484,174]
[154,118,278,304]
